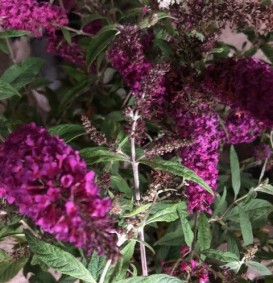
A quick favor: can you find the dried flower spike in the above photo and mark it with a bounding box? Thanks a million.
[144,134,192,158]
[81,115,107,145]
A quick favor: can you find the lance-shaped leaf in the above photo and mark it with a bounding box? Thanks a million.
[87,252,106,281]
[239,206,253,246]
[146,202,187,225]
[230,146,241,199]
[0,79,21,100]
[245,261,272,276]
[0,30,29,38]
[197,213,211,251]
[0,256,29,283]
[116,274,185,283]
[105,241,136,283]
[25,231,97,283]
[1,57,44,89]
[256,184,273,196]
[87,26,117,67]
[178,209,193,248]
[202,249,239,263]
[80,147,127,165]
[49,124,85,143]
[140,158,213,195]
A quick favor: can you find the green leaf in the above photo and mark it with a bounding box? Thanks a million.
[118,241,136,280]
[140,158,213,195]
[202,249,239,262]
[139,12,175,29]
[227,235,240,259]
[111,175,132,195]
[80,147,127,165]
[223,261,242,273]
[1,57,44,89]
[0,30,30,38]
[57,275,77,283]
[0,79,21,100]
[153,39,174,58]
[87,28,117,67]
[0,39,9,53]
[0,249,10,261]
[226,199,273,223]
[29,271,57,283]
[49,124,85,143]
[213,187,227,217]
[116,274,184,283]
[239,207,253,246]
[0,257,28,283]
[106,241,136,282]
[146,202,187,225]
[155,226,184,246]
[124,204,151,218]
[190,30,205,42]
[178,210,193,248]
[197,213,211,251]
[246,261,272,276]
[58,78,94,113]
[0,225,22,239]
[256,184,273,196]
[87,252,106,281]
[230,146,241,199]
[261,44,273,64]
[25,231,97,283]
[120,8,144,19]
[61,28,72,45]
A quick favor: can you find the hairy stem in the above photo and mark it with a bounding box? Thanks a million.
[130,110,148,276]
[131,111,141,202]
[56,25,93,37]
[209,183,264,224]
[99,259,112,283]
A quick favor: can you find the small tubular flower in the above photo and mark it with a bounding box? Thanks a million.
[0,123,118,259]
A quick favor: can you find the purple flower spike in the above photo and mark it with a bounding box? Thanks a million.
[0,0,68,37]
[202,57,273,128]
[0,123,119,259]
[176,104,220,213]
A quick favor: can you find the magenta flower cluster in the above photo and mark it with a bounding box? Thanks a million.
[109,26,168,123]
[254,143,272,163]
[108,26,273,214]
[46,35,85,66]
[108,26,152,92]
[202,57,273,127]
[176,104,219,213]
[221,111,266,144]
[0,0,68,37]
[0,123,118,259]
[108,27,220,213]
[162,246,209,283]
[179,259,209,283]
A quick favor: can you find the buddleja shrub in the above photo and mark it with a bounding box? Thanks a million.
[0,0,273,282]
